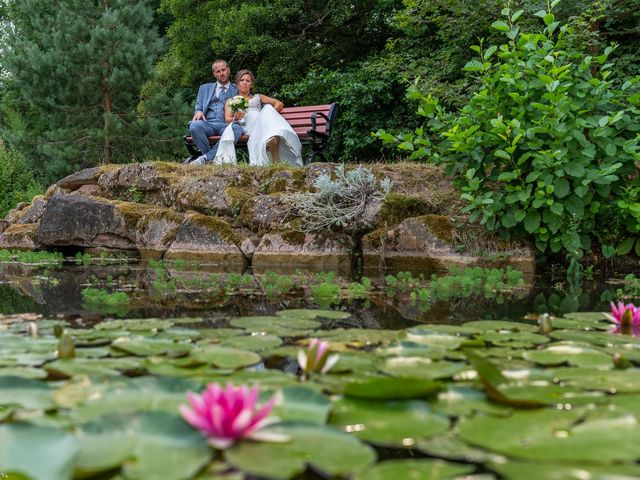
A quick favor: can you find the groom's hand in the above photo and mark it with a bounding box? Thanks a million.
[192,111,206,121]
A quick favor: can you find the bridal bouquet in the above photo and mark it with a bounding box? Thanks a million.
[229,95,249,113]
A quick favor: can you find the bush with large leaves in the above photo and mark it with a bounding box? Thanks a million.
[379,4,640,256]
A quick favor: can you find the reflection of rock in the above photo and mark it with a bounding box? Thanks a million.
[362,215,534,276]
[253,231,351,275]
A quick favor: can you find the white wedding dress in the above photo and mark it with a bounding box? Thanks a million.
[214,94,302,166]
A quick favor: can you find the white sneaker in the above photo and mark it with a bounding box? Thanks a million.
[190,155,208,165]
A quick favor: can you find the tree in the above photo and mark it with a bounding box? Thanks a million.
[0,0,164,182]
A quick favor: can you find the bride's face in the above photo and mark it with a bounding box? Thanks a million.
[237,74,253,95]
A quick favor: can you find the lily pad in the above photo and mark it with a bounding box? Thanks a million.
[276,309,351,320]
[459,409,640,463]
[273,386,331,425]
[230,316,320,335]
[0,423,78,480]
[44,357,143,378]
[0,376,54,409]
[343,376,441,400]
[416,431,502,463]
[379,357,467,380]
[330,397,449,446]
[354,459,474,480]
[111,337,192,357]
[191,346,261,369]
[489,459,640,480]
[523,342,612,368]
[75,411,210,479]
[462,320,537,332]
[219,334,283,352]
[225,424,376,479]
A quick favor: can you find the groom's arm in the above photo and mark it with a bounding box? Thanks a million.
[192,85,207,121]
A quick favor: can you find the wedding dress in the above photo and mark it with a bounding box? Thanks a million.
[214,94,302,166]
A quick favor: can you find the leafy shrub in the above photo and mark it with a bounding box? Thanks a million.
[0,147,43,218]
[377,3,640,256]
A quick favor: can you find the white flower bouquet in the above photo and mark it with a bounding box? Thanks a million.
[229,95,249,113]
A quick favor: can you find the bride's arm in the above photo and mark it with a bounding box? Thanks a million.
[258,94,284,112]
[224,100,234,123]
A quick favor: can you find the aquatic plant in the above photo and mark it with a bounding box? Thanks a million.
[81,287,130,317]
[298,338,339,378]
[180,383,282,449]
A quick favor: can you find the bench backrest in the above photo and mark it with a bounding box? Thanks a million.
[281,103,338,141]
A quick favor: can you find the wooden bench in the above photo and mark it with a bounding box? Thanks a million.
[183,103,338,164]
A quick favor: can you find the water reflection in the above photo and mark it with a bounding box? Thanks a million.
[0,261,619,328]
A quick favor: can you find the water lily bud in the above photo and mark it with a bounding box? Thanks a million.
[538,313,553,334]
[58,333,76,359]
[613,353,633,369]
[53,324,64,338]
[26,322,38,337]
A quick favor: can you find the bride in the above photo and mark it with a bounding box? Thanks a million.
[214,69,302,166]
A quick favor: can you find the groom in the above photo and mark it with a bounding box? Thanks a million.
[186,59,243,165]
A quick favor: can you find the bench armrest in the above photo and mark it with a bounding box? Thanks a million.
[310,111,330,133]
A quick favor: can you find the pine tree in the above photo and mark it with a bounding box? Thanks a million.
[0,0,164,181]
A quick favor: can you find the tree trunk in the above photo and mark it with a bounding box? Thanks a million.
[102,0,111,165]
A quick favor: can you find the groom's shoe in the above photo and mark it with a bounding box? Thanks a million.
[189,155,209,166]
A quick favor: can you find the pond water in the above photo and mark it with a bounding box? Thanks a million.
[2,256,640,480]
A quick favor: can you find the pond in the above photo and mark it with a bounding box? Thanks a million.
[1,251,640,480]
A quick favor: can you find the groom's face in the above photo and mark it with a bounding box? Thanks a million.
[212,62,230,84]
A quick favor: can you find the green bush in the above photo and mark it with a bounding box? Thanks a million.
[0,147,44,218]
[378,3,640,256]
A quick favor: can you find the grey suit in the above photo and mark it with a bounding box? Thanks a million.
[189,82,243,161]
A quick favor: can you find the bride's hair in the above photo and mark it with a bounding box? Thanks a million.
[235,69,255,86]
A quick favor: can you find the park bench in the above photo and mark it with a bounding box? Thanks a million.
[183,103,338,165]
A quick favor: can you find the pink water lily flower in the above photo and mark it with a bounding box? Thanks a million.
[180,383,284,449]
[298,338,339,377]
[605,302,640,327]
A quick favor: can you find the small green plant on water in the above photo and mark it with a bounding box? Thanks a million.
[74,252,92,266]
[615,274,640,300]
[346,277,373,299]
[261,271,295,298]
[224,273,254,293]
[310,282,342,308]
[81,287,130,317]
[0,249,63,266]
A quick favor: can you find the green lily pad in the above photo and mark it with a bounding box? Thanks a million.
[459,409,640,463]
[225,424,376,479]
[480,331,549,347]
[379,357,467,380]
[0,423,78,480]
[191,346,261,369]
[548,367,640,393]
[462,320,537,332]
[273,386,331,425]
[330,397,449,446]
[111,337,192,357]
[343,376,441,400]
[354,459,474,480]
[489,459,640,480]
[276,309,351,320]
[416,431,502,463]
[313,328,398,346]
[95,319,174,331]
[219,334,283,352]
[402,329,463,350]
[230,316,320,335]
[0,367,47,379]
[0,376,54,409]
[523,342,612,368]
[44,357,143,378]
[431,385,510,417]
[76,411,210,479]
[143,358,220,377]
[72,376,201,423]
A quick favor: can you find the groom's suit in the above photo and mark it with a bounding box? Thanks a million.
[189,82,242,161]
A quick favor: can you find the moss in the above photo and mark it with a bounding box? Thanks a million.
[188,213,239,245]
[225,186,253,214]
[3,223,38,235]
[380,193,432,224]
[280,229,306,246]
[417,214,454,244]
[362,227,387,249]
[237,197,257,228]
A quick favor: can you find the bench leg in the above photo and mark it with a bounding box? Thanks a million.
[183,135,201,161]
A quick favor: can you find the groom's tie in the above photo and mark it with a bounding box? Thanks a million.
[219,85,228,101]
